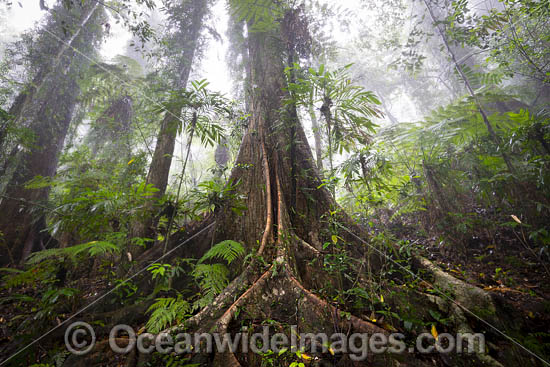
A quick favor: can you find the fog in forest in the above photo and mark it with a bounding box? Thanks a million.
[0,0,549,366]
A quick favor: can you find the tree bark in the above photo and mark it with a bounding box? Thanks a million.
[0,2,99,152]
[145,0,208,200]
[0,4,105,266]
[0,79,79,265]
[308,105,324,171]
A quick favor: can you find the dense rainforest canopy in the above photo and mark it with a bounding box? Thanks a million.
[0,0,549,366]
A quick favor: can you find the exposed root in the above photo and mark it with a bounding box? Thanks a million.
[206,268,274,367]
[274,169,292,262]
[167,231,388,366]
[296,236,321,257]
[276,167,286,239]
[184,269,252,331]
[415,256,498,323]
[197,262,389,366]
[258,139,273,256]
[428,293,505,367]
[215,268,273,331]
[185,267,273,367]
[287,273,387,335]
[409,257,542,366]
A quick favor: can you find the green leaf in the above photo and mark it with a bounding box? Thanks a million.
[199,240,245,265]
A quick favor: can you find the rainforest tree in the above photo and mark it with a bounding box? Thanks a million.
[0,1,106,265]
[129,0,211,250]
[0,0,549,366]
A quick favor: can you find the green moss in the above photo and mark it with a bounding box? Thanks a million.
[504,256,522,267]
[471,306,496,320]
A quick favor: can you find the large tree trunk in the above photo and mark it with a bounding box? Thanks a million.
[0,3,105,266]
[64,4,540,367]
[123,7,389,366]
[0,79,80,265]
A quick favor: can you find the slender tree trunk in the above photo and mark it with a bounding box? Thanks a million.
[145,0,208,199]
[320,97,336,196]
[308,105,324,171]
[125,0,209,263]
[145,111,180,199]
[163,112,197,256]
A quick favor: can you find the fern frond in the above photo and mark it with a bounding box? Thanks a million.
[193,264,229,293]
[27,241,120,264]
[192,263,230,308]
[1,264,55,289]
[199,240,245,265]
[146,296,190,334]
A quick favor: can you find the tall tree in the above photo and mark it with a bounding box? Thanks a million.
[0,1,100,150]
[128,0,210,250]
[145,0,209,198]
[0,1,106,265]
[133,3,395,365]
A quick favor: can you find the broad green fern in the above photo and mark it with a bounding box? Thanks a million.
[144,240,245,332]
[199,240,245,265]
[146,296,191,333]
[27,241,120,265]
[192,263,230,308]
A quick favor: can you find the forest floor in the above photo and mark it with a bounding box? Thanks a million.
[1,216,550,365]
[415,228,550,325]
